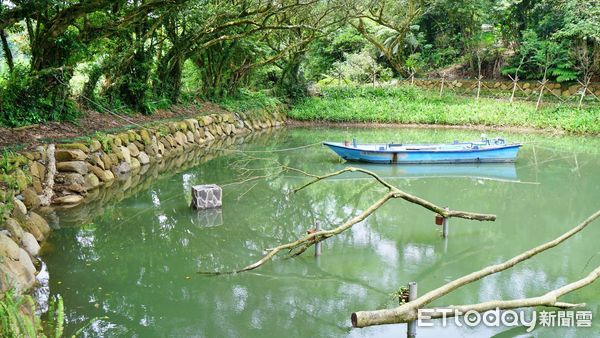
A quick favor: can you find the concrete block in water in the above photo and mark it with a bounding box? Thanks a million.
[191,184,222,209]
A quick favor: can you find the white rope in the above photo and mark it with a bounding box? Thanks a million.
[212,141,323,154]
[53,74,146,129]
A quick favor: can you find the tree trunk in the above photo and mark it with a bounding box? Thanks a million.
[156,54,184,103]
[80,64,103,107]
[0,29,14,72]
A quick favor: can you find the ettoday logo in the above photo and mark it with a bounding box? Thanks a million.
[417,308,593,332]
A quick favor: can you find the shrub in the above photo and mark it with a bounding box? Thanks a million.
[0,65,80,127]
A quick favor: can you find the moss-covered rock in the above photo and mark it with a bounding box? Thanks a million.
[14,169,30,191]
[130,157,141,171]
[0,232,36,293]
[56,161,88,175]
[140,129,152,145]
[127,143,140,157]
[90,140,102,152]
[87,164,114,182]
[26,211,50,241]
[118,133,130,145]
[21,188,40,210]
[55,149,87,161]
[57,143,90,153]
[85,173,101,189]
[4,218,24,243]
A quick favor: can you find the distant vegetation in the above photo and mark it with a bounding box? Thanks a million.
[0,0,598,127]
[289,85,600,134]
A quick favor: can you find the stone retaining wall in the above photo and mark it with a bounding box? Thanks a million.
[0,109,286,295]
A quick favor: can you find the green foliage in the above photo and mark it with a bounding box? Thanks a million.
[94,132,113,152]
[0,0,597,127]
[304,27,367,81]
[551,66,579,82]
[0,149,27,193]
[215,89,282,115]
[289,85,600,134]
[0,291,39,337]
[325,51,393,85]
[0,291,106,338]
[391,286,410,305]
[0,65,79,127]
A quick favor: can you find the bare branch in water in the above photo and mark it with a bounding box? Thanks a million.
[200,160,496,275]
[351,210,600,327]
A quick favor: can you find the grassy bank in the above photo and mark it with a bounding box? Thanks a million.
[288,86,600,134]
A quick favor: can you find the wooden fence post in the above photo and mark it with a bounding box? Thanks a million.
[508,74,519,103]
[439,77,445,97]
[315,221,321,257]
[442,207,449,238]
[578,77,591,107]
[536,79,547,111]
[407,282,418,338]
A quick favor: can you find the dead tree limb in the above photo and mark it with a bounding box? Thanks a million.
[294,167,496,221]
[351,209,600,328]
[199,166,495,275]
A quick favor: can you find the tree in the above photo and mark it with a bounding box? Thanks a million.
[348,0,430,76]
[555,0,600,105]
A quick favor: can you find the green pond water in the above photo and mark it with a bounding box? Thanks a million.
[41,127,600,337]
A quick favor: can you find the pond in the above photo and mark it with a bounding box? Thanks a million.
[41,127,600,337]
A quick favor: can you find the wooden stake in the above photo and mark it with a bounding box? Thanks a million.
[578,77,591,107]
[442,207,449,238]
[439,77,445,97]
[407,282,418,338]
[508,74,519,103]
[536,79,546,111]
[315,221,321,257]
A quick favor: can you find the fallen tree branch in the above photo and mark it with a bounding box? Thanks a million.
[294,167,496,221]
[351,209,600,327]
[199,164,495,275]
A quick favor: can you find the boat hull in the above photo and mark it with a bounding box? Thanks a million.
[323,142,521,164]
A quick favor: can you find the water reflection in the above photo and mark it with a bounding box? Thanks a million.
[343,163,519,182]
[41,127,600,337]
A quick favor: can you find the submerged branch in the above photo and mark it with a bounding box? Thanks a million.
[199,192,395,275]
[294,167,495,221]
[351,209,600,327]
[199,163,496,275]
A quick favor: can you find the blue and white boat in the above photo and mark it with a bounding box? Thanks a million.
[323,137,522,164]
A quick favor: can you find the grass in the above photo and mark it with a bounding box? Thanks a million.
[288,85,600,134]
[214,89,283,118]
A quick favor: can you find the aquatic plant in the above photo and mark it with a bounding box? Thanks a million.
[0,291,103,337]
